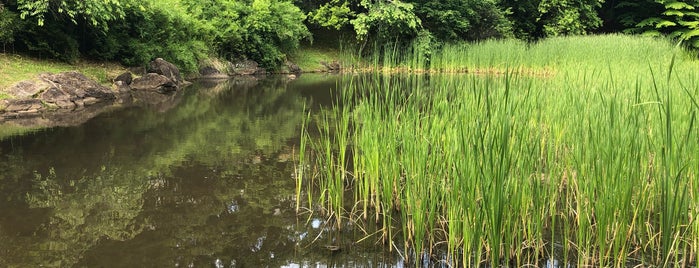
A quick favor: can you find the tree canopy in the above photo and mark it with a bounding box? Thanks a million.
[1,0,698,71]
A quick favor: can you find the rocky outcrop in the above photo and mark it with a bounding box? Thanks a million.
[1,58,192,128]
[1,72,116,118]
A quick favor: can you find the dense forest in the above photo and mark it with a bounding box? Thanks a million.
[1,0,698,72]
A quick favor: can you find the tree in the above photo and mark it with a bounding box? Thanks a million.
[406,0,511,41]
[599,0,663,33]
[637,0,699,48]
[308,0,356,30]
[502,0,605,39]
[182,0,311,68]
[538,0,605,36]
[351,0,422,41]
[14,0,133,31]
[0,3,20,52]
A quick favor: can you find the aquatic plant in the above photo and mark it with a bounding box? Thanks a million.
[298,35,699,267]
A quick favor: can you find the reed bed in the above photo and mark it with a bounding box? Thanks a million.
[296,35,699,267]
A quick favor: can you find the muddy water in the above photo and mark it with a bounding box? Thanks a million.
[0,75,402,267]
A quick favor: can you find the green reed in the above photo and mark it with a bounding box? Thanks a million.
[298,35,699,267]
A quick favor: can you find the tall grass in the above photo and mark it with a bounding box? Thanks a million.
[298,34,699,267]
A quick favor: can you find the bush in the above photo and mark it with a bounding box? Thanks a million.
[183,0,310,69]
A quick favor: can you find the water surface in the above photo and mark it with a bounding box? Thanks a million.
[0,75,401,267]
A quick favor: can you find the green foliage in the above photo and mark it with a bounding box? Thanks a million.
[308,0,355,29]
[302,34,699,266]
[406,0,512,41]
[637,0,699,48]
[538,0,604,36]
[17,17,80,62]
[0,5,20,50]
[351,0,422,41]
[5,0,309,71]
[619,0,665,30]
[183,0,310,68]
[76,2,209,72]
[15,0,131,30]
[502,0,604,39]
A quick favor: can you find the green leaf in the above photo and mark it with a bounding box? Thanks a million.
[637,17,663,27]
[678,20,699,28]
[665,1,695,10]
[656,20,678,28]
[663,10,685,17]
[669,29,687,38]
[641,30,663,37]
[682,28,699,38]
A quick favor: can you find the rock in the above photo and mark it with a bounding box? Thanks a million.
[56,100,77,109]
[114,72,133,85]
[128,66,147,75]
[199,66,220,76]
[40,87,71,103]
[7,80,50,98]
[232,60,266,75]
[285,61,302,74]
[115,81,131,94]
[40,72,116,100]
[199,66,229,79]
[83,97,100,106]
[320,60,341,72]
[1,71,117,115]
[148,58,183,85]
[39,87,75,109]
[5,99,43,113]
[131,73,178,93]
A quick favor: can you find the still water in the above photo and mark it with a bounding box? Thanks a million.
[0,75,402,267]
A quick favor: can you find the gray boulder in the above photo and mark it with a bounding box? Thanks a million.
[286,61,302,74]
[148,58,183,85]
[199,66,229,79]
[131,73,178,93]
[114,72,133,85]
[320,60,341,72]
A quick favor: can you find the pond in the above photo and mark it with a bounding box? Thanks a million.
[0,75,405,267]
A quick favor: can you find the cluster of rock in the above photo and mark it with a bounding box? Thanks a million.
[197,59,311,80]
[1,58,186,120]
[1,57,342,121]
[115,58,186,93]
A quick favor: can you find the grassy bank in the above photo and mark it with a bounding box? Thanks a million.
[298,34,699,266]
[0,53,127,98]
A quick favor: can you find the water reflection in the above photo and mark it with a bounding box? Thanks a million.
[0,75,402,267]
